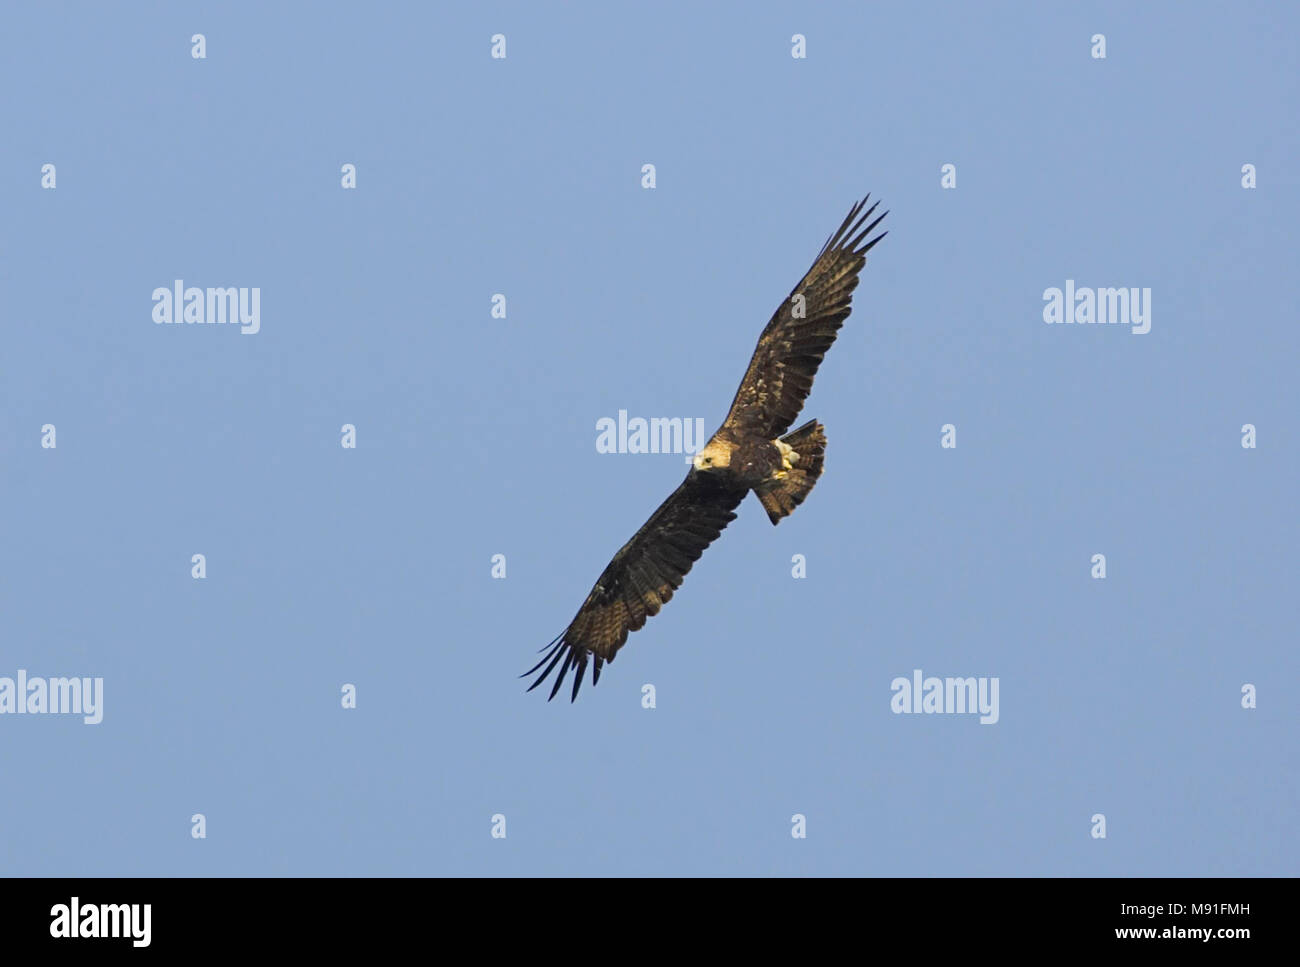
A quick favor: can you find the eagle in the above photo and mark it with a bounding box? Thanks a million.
[526,196,887,701]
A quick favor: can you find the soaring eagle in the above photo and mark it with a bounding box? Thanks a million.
[527,196,887,701]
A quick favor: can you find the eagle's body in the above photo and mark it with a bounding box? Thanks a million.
[527,196,887,701]
[695,431,784,489]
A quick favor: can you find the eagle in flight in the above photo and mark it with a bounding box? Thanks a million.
[527,196,887,701]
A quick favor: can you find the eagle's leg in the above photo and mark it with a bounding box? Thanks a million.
[773,438,799,477]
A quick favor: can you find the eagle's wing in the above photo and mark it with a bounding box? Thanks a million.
[722,196,887,440]
[526,469,747,702]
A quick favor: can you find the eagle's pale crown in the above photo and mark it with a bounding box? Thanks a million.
[693,439,734,471]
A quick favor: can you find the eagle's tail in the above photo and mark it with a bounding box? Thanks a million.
[757,420,826,525]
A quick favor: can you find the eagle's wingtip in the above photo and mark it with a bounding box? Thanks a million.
[523,634,568,695]
[524,633,602,703]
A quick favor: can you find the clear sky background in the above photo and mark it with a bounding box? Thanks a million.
[1,2,1296,875]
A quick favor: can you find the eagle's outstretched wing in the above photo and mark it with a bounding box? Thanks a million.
[525,470,747,702]
[723,196,887,440]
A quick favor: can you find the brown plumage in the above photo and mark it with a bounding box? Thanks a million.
[755,420,827,524]
[724,195,887,440]
[527,196,886,701]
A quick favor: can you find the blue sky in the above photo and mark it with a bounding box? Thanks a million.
[1,2,1296,875]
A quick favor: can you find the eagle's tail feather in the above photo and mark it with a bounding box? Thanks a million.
[757,420,826,525]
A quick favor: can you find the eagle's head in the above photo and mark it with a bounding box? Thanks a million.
[692,439,733,472]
